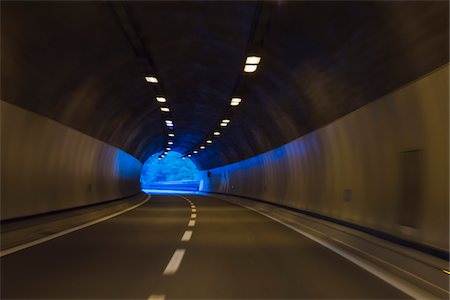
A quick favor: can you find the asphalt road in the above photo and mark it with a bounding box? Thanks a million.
[1,194,409,299]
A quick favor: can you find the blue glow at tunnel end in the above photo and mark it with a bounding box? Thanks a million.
[140,151,199,191]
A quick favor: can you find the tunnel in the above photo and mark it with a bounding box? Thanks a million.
[1,1,449,299]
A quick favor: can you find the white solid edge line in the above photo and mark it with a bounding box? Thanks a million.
[147,294,165,300]
[1,195,151,257]
[227,199,436,300]
[163,249,185,275]
[267,209,448,295]
[188,220,196,227]
[181,230,193,241]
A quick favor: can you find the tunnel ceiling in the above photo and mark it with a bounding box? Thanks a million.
[2,1,448,169]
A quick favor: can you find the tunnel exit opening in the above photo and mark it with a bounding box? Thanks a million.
[140,151,199,192]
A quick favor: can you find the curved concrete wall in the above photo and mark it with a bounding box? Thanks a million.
[200,65,449,251]
[1,101,142,220]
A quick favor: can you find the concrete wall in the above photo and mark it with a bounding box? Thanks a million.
[1,101,142,220]
[200,65,449,251]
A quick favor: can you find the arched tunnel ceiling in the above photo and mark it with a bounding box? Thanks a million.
[2,1,449,170]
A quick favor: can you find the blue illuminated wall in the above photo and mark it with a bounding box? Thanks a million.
[200,65,449,252]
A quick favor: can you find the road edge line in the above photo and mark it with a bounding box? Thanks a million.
[1,195,151,257]
[212,195,437,300]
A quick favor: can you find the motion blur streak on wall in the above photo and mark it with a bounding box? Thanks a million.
[1,101,142,220]
[200,65,449,251]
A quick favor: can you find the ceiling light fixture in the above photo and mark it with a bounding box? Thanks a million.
[156,97,166,103]
[244,64,258,72]
[168,133,175,137]
[200,146,205,150]
[160,107,170,112]
[193,150,198,154]
[166,147,171,150]
[145,76,158,83]
[206,140,213,144]
[188,154,192,157]
[168,141,173,145]
[222,119,231,123]
[246,56,261,64]
[220,123,227,127]
[213,131,220,136]
[244,56,261,73]
[230,97,241,106]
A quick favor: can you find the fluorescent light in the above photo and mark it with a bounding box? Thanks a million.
[187,154,192,157]
[244,64,257,72]
[164,151,168,154]
[193,150,198,154]
[220,123,227,127]
[213,131,220,136]
[222,119,230,123]
[206,140,212,144]
[165,120,173,123]
[158,157,162,160]
[200,146,205,150]
[230,97,241,106]
[156,97,166,103]
[168,141,173,145]
[166,147,171,150]
[182,157,186,160]
[168,133,175,137]
[160,107,170,112]
[145,76,158,83]
[245,56,261,65]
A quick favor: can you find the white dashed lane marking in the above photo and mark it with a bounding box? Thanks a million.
[163,249,186,275]
[181,230,193,241]
[149,195,199,299]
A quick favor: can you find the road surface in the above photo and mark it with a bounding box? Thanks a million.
[1,194,409,299]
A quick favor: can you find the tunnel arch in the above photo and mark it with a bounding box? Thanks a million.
[2,1,448,170]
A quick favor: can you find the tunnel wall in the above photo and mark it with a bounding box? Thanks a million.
[1,101,143,220]
[200,65,449,251]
